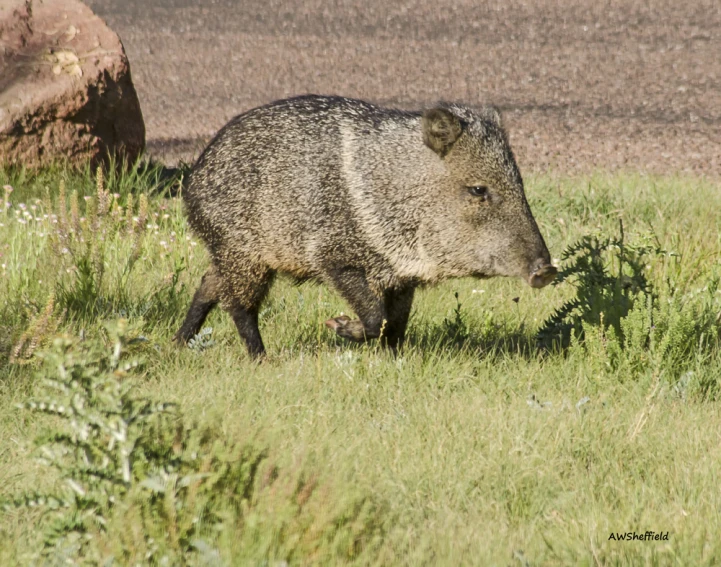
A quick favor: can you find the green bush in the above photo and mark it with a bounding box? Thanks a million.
[537,223,664,348]
[2,321,385,565]
[538,223,721,393]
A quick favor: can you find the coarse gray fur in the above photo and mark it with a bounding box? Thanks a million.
[174,94,556,357]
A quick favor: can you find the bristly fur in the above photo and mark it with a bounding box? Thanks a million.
[174,94,553,357]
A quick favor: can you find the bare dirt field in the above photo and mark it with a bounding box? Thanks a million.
[85,0,721,176]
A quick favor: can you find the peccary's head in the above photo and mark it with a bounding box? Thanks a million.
[421,104,556,288]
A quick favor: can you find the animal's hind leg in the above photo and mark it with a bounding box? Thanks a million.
[173,264,221,344]
[221,264,275,359]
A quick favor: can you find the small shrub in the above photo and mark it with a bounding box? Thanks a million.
[9,294,65,364]
[187,326,215,352]
[51,168,150,321]
[538,223,721,391]
[537,222,665,348]
[3,321,386,564]
[4,320,176,560]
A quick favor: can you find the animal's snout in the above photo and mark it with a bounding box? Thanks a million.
[528,262,557,289]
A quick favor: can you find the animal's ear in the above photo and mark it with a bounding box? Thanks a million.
[480,105,503,128]
[422,108,463,157]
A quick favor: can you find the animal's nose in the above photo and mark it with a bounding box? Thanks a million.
[528,263,557,288]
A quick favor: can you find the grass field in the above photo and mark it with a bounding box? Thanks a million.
[1,164,720,566]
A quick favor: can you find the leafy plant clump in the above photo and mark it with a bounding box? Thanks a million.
[537,222,721,390]
[3,166,192,365]
[50,167,150,320]
[4,320,178,561]
[537,222,666,348]
[2,321,386,565]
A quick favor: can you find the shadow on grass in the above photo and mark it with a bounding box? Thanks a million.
[259,316,548,362]
[404,322,543,361]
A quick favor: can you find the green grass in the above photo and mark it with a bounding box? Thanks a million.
[1,164,721,565]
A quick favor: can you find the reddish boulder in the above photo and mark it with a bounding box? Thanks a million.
[0,0,145,168]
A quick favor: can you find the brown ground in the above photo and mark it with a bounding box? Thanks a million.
[85,0,721,176]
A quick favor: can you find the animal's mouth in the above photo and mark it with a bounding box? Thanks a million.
[528,264,557,288]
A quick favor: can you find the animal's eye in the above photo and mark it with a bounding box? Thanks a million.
[468,186,489,200]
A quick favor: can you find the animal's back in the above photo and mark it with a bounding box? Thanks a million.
[182,95,417,278]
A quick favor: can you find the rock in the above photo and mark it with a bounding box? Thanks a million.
[0,0,145,168]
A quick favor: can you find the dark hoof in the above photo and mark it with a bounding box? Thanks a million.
[171,331,189,345]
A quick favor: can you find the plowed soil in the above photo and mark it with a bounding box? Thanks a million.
[87,0,721,176]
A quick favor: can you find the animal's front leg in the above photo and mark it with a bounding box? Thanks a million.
[324,268,386,343]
